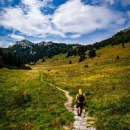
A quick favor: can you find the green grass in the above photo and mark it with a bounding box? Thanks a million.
[0,69,74,130]
[33,43,130,130]
[0,43,130,130]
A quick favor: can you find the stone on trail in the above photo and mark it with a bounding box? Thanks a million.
[72,105,96,130]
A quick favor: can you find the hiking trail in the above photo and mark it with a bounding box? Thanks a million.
[57,87,96,130]
[40,71,96,130]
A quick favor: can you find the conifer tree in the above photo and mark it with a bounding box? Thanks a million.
[79,55,83,62]
[89,49,96,58]
[69,60,72,64]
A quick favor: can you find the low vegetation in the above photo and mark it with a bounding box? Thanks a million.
[35,43,130,130]
[0,69,73,130]
[0,42,130,130]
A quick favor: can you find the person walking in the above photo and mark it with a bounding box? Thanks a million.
[75,89,86,116]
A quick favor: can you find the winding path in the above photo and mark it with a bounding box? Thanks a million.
[56,87,73,112]
[40,71,96,130]
[56,87,96,130]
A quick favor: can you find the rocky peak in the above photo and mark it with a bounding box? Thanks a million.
[15,39,33,49]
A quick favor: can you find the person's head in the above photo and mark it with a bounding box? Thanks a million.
[78,89,82,94]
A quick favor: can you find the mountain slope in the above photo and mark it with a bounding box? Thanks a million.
[1,27,130,64]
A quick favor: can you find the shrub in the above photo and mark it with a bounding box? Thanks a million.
[69,60,72,64]
[116,56,119,59]
[84,64,88,68]
[89,49,96,58]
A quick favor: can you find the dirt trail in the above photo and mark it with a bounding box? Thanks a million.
[56,87,96,130]
[39,70,96,130]
[56,87,73,112]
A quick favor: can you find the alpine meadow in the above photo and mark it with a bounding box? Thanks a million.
[0,28,130,130]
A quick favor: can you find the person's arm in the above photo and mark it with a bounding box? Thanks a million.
[75,94,78,103]
[83,93,86,104]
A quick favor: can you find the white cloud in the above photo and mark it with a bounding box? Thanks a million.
[69,34,81,38]
[0,39,14,48]
[0,0,127,40]
[90,0,116,5]
[8,34,25,40]
[52,0,125,36]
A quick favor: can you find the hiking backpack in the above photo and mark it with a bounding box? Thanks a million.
[78,94,85,102]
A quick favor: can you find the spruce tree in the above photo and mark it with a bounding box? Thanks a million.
[69,60,72,64]
[79,55,83,62]
[89,49,96,58]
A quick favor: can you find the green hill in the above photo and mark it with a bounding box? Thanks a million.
[1,27,130,66]
[0,27,130,129]
[33,42,130,130]
[1,42,129,130]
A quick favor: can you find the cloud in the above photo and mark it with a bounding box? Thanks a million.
[52,0,126,36]
[69,34,81,38]
[89,0,116,5]
[0,0,65,37]
[8,34,25,40]
[0,39,14,48]
[0,0,127,41]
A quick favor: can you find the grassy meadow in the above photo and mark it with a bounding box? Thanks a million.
[0,69,74,130]
[34,43,130,130]
[0,43,130,130]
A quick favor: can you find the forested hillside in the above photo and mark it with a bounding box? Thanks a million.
[0,27,130,67]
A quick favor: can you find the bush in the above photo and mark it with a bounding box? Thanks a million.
[116,56,119,59]
[84,64,88,68]
[89,49,96,58]
[69,60,72,64]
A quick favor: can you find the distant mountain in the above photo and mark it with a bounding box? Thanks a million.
[15,39,33,50]
[1,27,130,64]
[3,40,75,64]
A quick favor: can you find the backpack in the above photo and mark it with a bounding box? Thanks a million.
[78,94,85,102]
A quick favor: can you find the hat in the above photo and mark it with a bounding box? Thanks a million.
[78,89,82,95]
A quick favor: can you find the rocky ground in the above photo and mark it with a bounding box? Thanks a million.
[72,105,96,130]
[57,87,96,130]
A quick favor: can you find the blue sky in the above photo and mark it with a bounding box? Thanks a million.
[0,0,130,47]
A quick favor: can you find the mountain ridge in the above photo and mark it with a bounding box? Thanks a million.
[1,27,130,64]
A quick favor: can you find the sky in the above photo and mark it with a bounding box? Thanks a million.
[0,0,130,48]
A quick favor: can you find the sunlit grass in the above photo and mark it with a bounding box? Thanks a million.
[1,43,130,130]
[31,43,130,129]
[0,69,74,130]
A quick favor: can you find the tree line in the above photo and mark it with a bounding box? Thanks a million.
[66,28,130,62]
[0,48,30,69]
[1,27,129,65]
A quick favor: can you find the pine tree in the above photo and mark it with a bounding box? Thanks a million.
[69,60,72,64]
[42,57,45,62]
[79,55,83,62]
[89,49,96,58]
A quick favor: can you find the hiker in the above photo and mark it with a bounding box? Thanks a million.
[75,89,86,116]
